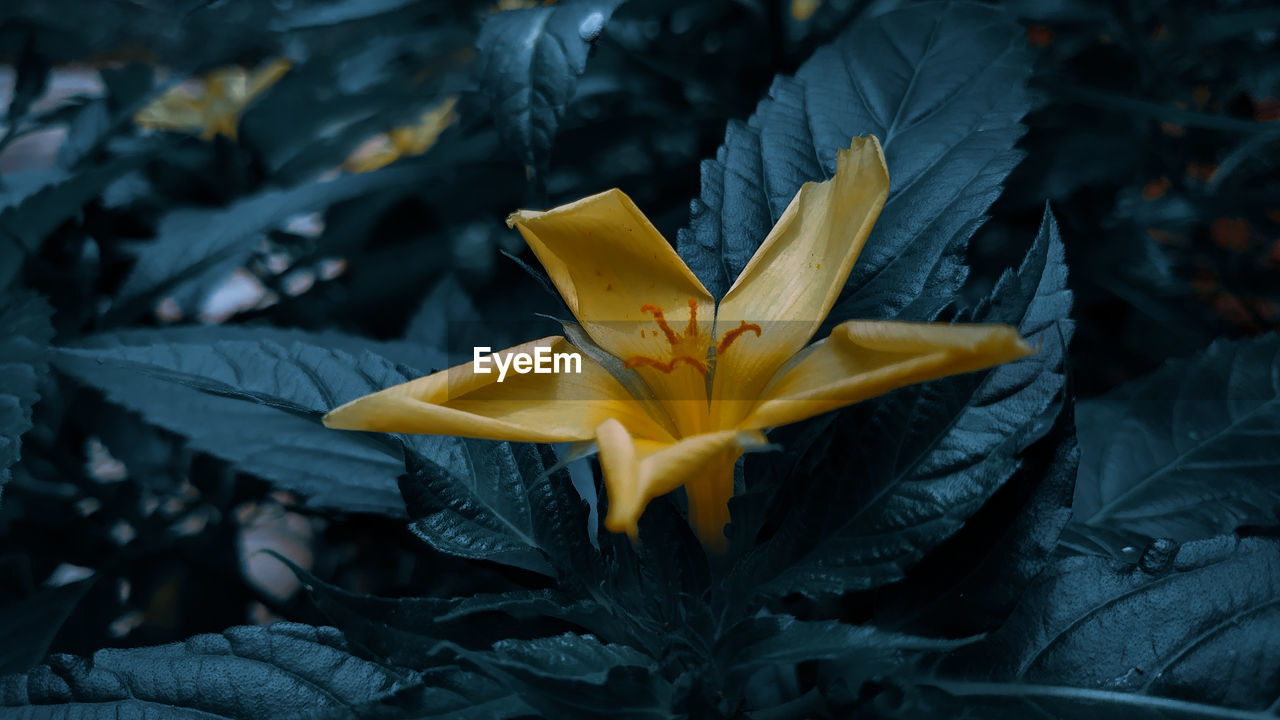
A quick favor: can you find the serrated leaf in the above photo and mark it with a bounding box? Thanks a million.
[399,440,594,578]
[117,165,431,313]
[678,0,1031,319]
[54,326,449,515]
[476,0,624,179]
[0,623,418,718]
[920,535,1280,718]
[870,399,1080,637]
[0,291,53,503]
[1074,335,1280,541]
[744,207,1072,601]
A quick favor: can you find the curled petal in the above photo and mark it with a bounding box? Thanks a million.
[738,320,1034,430]
[596,419,766,551]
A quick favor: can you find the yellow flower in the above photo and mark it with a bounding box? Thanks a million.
[134,59,291,140]
[323,136,1032,552]
[343,97,459,174]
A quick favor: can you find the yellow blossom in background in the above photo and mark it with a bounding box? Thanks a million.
[134,58,291,140]
[791,0,821,21]
[343,97,459,174]
[323,136,1033,552]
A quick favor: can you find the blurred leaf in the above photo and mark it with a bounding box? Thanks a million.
[0,623,419,717]
[0,578,92,675]
[406,273,486,363]
[399,440,593,578]
[743,207,1072,601]
[920,535,1280,718]
[3,32,50,127]
[0,162,136,290]
[1074,335,1280,541]
[0,291,53,503]
[269,0,429,31]
[55,326,449,515]
[477,0,624,180]
[117,165,435,315]
[678,0,1031,320]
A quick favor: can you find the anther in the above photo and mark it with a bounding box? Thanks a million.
[640,304,680,345]
[624,355,708,375]
[685,298,699,337]
[716,321,763,355]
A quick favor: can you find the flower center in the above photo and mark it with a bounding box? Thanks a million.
[623,299,762,375]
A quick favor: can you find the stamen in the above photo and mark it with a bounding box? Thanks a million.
[685,298,699,337]
[716,321,763,355]
[640,304,680,345]
[624,355,708,375]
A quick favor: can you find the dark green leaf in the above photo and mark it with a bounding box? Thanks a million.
[0,578,93,675]
[678,0,1031,318]
[0,162,136,290]
[269,0,427,31]
[921,535,1280,718]
[718,615,963,687]
[273,550,620,664]
[399,440,593,578]
[745,207,1072,601]
[0,623,419,718]
[395,666,534,720]
[55,326,449,515]
[0,291,53,503]
[476,0,624,179]
[457,633,672,720]
[1074,335,1280,541]
[869,398,1080,637]
[4,32,50,125]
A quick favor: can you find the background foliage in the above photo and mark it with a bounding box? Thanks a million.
[1,0,1278,717]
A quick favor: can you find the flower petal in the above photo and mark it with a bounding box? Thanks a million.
[508,190,716,428]
[324,336,673,444]
[711,136,889,426]
[596,419,766,550]
[738,320,1034,430]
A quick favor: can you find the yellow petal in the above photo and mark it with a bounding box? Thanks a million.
[246,59,292,99]
[324,336,673,444]
[738,320,1034,430]
[134,86,207,132]
[711,136,889,427]
[508,190,715,432]
[596,418,765,551]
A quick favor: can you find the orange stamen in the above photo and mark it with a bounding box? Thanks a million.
[685,297,699,337]
[624,355,708,375]
[716,321,762,355]
[640,304,680,345]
